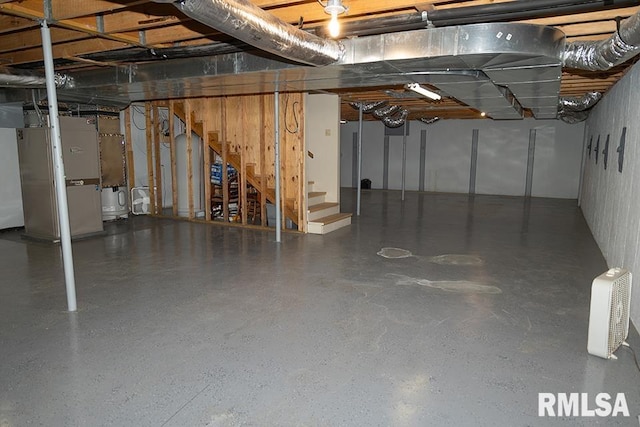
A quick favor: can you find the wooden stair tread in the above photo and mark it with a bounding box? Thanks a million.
[308,191,326,198]
[308,212,352,225]
[308,202,339,212]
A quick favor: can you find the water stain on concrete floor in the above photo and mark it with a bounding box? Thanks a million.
[388,273,502,294]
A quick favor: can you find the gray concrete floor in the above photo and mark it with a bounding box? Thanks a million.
[1,189,639,426]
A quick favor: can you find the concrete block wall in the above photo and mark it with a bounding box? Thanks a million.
[340,118,584,199]
[581,60,640,329]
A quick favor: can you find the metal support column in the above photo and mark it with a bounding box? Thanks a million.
[401,123,407,201]
[41,20,77,312]
[274,91,281,242]
[525,129,536,197]
[356,104,363,216]
[469,129,479,195]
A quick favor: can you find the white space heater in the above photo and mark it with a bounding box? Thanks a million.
[587,268,632,359]
[131,187,151,215]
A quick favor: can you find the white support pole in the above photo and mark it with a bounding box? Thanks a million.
[274,91,281,243]
[401,122,407,201]
[356,104,363,216]
[40,20,77,312]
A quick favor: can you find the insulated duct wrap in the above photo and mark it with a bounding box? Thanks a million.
[373,104,401,119]
[563,11,640,70]
[557,92,602,123]
[160,0,344,66]
[0,69,70,89]
[382,109,409,128]
[349,101,388,113]
[559,91,602,112]
[419,117,440,124]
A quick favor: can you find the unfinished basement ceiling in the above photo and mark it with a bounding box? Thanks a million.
[0,0,639,120]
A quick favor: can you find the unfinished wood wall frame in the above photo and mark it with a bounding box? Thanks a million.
[140,93,307,231]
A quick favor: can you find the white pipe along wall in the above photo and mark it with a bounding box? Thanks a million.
[581,58,640,331]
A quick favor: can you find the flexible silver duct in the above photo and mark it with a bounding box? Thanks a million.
[558,110,590,124]
[559,91,602,112]
[382,109,409,128]
[419,117,440,124]
[0,69,71,89]
[373,104,401,119]
[349,101,388,113]
[563,11,640,70]
[557,92,602,123]
[154,0,344,66]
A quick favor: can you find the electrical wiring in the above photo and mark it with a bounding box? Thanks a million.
[622,342,640,373]
[284,94,299,134]
[131,105,146,131]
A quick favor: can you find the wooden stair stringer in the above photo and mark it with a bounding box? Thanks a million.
[172,102,298,225]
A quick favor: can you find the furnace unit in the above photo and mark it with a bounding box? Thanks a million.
[17,116,104,241]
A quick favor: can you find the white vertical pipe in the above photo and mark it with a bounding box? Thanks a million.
[41,21,77,312]
[401,122,407,201]
[274,91,281,242]
[356,104,363,216]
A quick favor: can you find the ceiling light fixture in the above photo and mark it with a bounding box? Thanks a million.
[321,0,347,38]
[405,83,441,101]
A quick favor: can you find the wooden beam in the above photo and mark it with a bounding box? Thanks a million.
[185,99,195,219]
[0,37,128,65]
[152,102,163,215]
[203,99,212,222]
[52,0,152,20]
[169,100,178,217]
[221,97,229,223]
[63,56,122,67]
[144,102,156,215]
[259,95,267,227]
[0,15,38,35]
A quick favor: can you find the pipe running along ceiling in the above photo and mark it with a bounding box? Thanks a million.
[7,0,640,122]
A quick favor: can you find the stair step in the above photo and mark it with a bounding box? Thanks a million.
[308,191,326,198]
[307,212,352,234]
[308,191,326,206]
[309,212,352,225]
[307,202,339,221]
[308,202,338,213]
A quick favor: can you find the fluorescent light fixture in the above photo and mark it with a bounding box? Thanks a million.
[405,83,441,101]
[340,119,347,124]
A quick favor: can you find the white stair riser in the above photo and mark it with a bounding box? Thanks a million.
[308,194,326,205]
[308,216,351,234]
[308,205,340,221]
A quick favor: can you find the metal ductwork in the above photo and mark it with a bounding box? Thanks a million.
[557,91,602,123]
[0,68,70,89]
[57,22,564,119]
[153,0,344,66]
[563,9,640,70]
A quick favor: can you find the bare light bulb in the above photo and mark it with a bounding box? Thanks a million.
[328,11,340,38]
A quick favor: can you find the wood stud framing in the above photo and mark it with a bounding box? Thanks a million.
[139,94,306,231]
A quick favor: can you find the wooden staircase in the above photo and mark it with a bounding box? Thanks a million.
[306,181,352,234]
[172,101,299,227]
